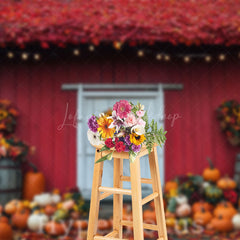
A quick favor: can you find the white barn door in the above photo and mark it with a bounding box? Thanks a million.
[66,84,165,200]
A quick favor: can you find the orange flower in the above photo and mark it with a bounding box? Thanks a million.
[97,116,115,139]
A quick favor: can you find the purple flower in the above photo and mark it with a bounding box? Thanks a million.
[132,144,141,153]
[124,145,130,152]
[125,135,131,146]
[88,115,99,132]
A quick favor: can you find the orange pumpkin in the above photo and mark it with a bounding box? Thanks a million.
[143,210,156,222]
[4,200,23,215]
[164,181,178,193]
[97,219,110,230]
[73,220,88,230]
[11,208,30,230]
[0,221,13,240]
[193,208,213,226]
[0,216,9,224]
[202,158,221,182]
[207,215,233,232]
[45,221,65,236]
[44,204,57,216]
[213,202,237,219]
[22,162,45,201]
[192,201,213,214]
[217,176,236,190]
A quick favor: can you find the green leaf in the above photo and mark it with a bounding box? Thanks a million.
[99,146,110,152]
[95,152,113,163]
[129,151,138,163]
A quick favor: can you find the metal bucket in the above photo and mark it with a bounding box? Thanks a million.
[0,158,22,205]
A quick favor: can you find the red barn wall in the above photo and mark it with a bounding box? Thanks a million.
[0,58,239,192]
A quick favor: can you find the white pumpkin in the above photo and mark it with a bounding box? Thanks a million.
[27,213,49,232]
[232,213,240,230]
[176,203,191,217]
[34,193,53,207]
[202,181,210,189]
[175,195,188,205]
[51,194,61,204]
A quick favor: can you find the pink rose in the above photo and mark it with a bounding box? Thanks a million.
[136,110,145,117]
[137,118,146,127]
[125,113,137,127]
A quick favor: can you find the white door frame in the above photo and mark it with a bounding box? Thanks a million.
[62,83,183,196]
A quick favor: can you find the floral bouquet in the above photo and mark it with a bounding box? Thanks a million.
[216,100,240,146]
[87,100,166,163]
[0,134,29,161]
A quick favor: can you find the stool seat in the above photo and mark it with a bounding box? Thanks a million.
[87,145,168,240]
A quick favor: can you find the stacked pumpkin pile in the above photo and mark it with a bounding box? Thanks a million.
[0,190,90,240]
[163,158,240,236]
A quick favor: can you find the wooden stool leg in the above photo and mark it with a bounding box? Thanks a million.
[149,147,168,240]
[113,158,123,238]
[87,150,104,240]
[130,157,144,240]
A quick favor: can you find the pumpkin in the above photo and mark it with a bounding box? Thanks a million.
[0,216,9,224]
[0,220,13,240]
[164,181,178,193]
[202,158,221,182]
[143,210,156,222]
[62,199,75,210]
[22,162,45,201]
[232,212,240,230]
[217,176,236,190]
[166,217,176,228]
[176,203,191,217]
[27,213,49,232]
[192,201,213,214]
[73,220,88,230]
[213,201,237,219]
[34,193,53,207]
[97,219,111,230]
[45,221,66,236]
[44,204,57,216]
[193,208,213,226]
[11,208,30,230]
[4,200,23,215]
[204,185,222,204]
[208,215,233,232]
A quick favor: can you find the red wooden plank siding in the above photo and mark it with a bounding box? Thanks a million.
[0,59,240,192]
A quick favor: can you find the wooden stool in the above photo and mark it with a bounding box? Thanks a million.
[87,145,168,240]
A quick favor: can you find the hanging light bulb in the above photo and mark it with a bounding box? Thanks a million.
[22,53,28,60]
[34,53,41,61]
[89,45,95,51]
[205,55,211,62]
[73,49,80,56]
[184,56,190,63]
[137,50,144,57]
[219,54,226,61]
[113,41,122,50]
[156,54,162,60]
[7,52,14,59]
[164,55,170,61]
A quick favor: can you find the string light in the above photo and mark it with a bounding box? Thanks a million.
[164,55,170,61]
[89,45,95,51]
[7,52,14,59]
[205,55,211,62]
[113,41,122,50]
[184,56,190,63]
[137,50,144,57]
[219,54,226,61]
[156,54,162,60]
[22,53,28,60]
[34,53,40,61]
[73,49,80,56]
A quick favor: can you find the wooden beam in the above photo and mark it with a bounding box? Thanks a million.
[142,192,159,205]
[98,186,132,195]
[94,236,128,240]
[120,176,152,184]
[121,220,158,231]
[99,192,112,200]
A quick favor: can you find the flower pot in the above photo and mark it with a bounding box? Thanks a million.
[0,158,22,205]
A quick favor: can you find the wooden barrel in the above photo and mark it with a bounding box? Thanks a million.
[0,158,22,205]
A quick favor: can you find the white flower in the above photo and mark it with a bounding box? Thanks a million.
[131,125,145,135]
[87,129,102,146]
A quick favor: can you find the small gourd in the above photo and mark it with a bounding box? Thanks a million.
[232,211,240,230]
[27,213,49,232]
[202,157,221,182]
[176,203,191,217]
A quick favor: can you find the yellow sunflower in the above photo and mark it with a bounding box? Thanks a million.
[97,116,115,139]
[129,133,146,145]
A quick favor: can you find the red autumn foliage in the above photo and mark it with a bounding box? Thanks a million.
[0,0,240,47]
